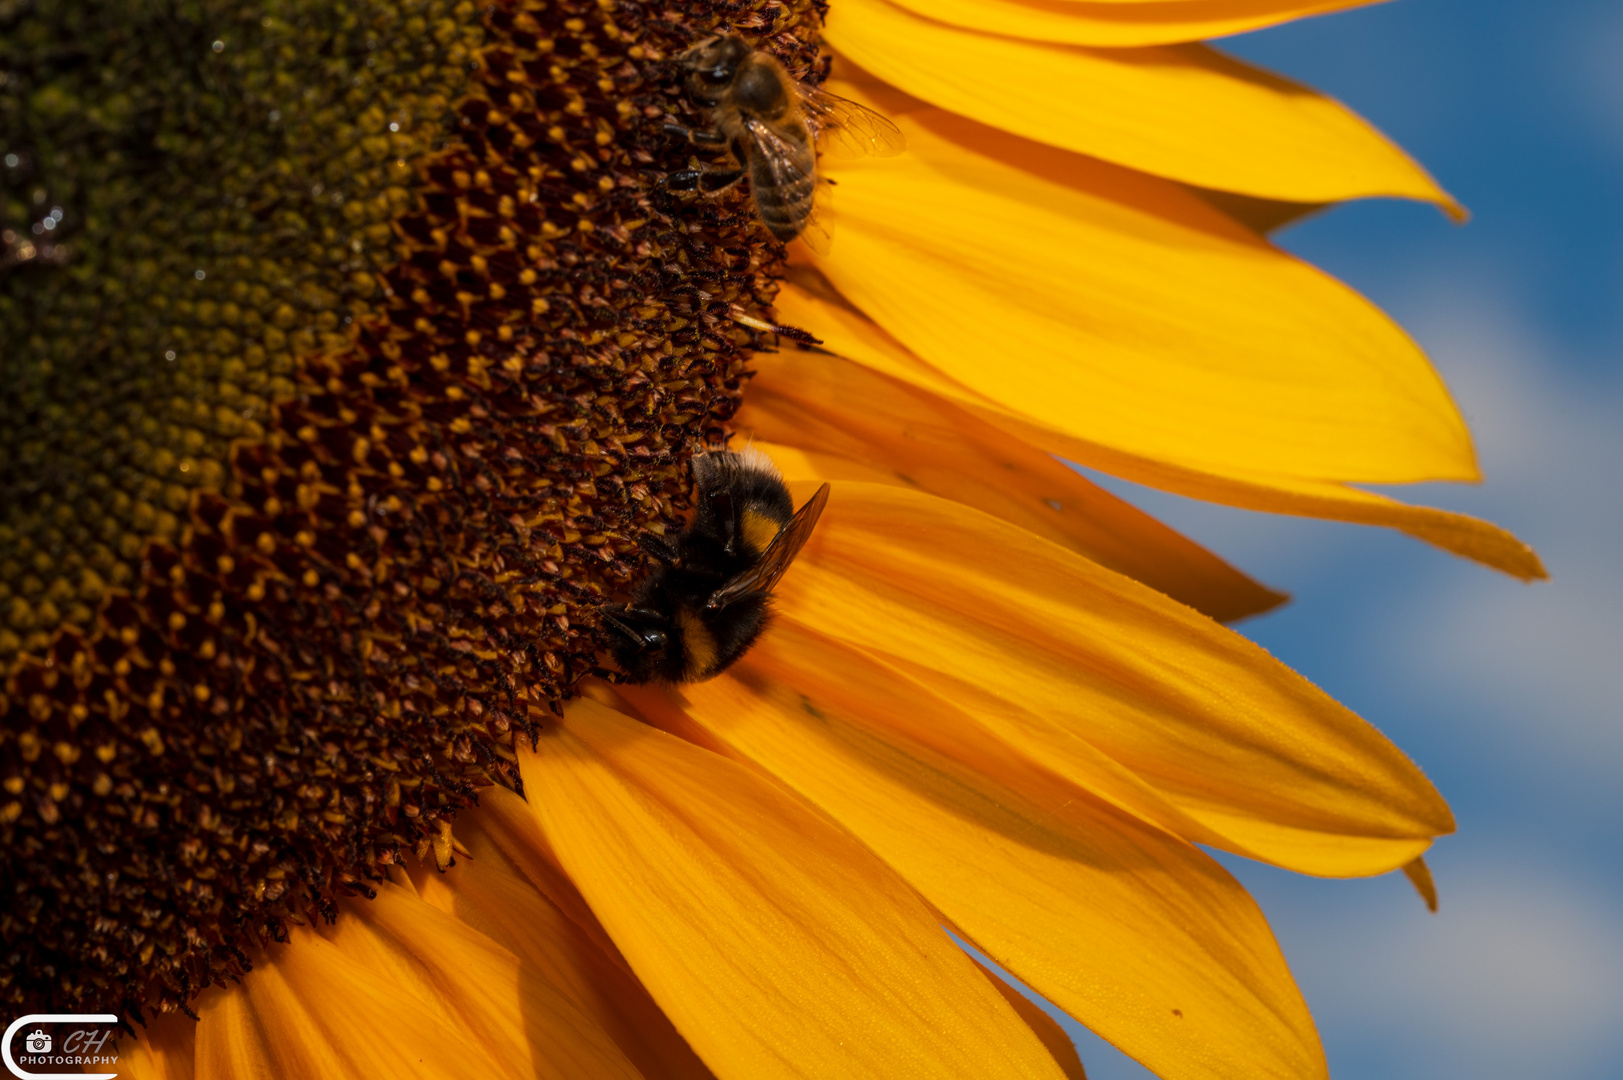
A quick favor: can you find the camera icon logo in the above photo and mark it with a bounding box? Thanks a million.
[23,1031,49,1054]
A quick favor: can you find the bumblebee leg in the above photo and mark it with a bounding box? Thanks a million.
[601,609,642,643]
[623,606,667,622]
[705,487,740,556]
[638,533,683,567]
[601,610,667,650]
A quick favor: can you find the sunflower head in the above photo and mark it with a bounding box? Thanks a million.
[1,0,825,1019]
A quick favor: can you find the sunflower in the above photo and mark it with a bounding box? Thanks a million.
[0,0,1541,1077]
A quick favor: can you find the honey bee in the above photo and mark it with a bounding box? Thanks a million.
[662,34,905,248]
[600,448,831,684]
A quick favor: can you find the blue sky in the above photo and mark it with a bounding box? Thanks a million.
[1051,1,1623,1077]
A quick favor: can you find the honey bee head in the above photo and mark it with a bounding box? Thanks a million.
[680,34,753,102]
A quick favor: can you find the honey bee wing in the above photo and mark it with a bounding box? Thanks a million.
[704,482,831,611]
[742,116,817,205]
[798,199,834,255]
[787,171,835,255]
[796,85,906,159]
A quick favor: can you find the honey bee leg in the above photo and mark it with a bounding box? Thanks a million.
[662,122,728,146]
[696,167,745,194]
[666,169,703,192]
[666,166,744,195]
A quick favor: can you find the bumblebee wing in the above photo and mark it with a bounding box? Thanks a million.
[704,482,831,611]
[796,84,906,159]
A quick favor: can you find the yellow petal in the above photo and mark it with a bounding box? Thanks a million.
[1402,855,1440,913]
[357,878,650,1080]
[619,631,1228,894]
[653,633,1326,1080]
[774,269,1545,579]
[194,922,514,1079]
[1193,187,1329,234]
[827,2,1453,207]
[973,959,1090,1080]
[871,0,1381,48]
[809,97,1479,486]
[114,1010,196,1080]
[771,480,1456,876]
[462,782,637,968]
[193,878,645,1080]
[417,813,718,1080]
[738,349,1286,622]
[519,696,1069,1080]
[1071,453,1549,581]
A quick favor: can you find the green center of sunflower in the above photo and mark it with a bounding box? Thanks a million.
[1,0,825,1018]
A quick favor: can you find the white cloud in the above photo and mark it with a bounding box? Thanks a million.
[1285,858,1623,1080]
[1375,283,1623,781]
[1265,281,1623,1078]
[1560,4,1623,158]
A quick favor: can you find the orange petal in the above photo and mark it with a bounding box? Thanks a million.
[192,877,646,1080]
[771,480,1456,876]
[519,696,1069,1080]
[871,0,1382,48]
[1402,855,1440,913]
[362,877,653,1079]
[416,814,718,1080]
[974,960,1091,1080]
[808,97,1479,487]
[1192,187,1329,234]
[194,922,515,1079]
[460,783,636,968]
[738,349,1286,622]
[1067,452,1549,581]
[113,1010,196,1080]
[618,628,1226,890]
[827,2,1454,207]
[773,269,1545,580]
[653,633,1327,1080]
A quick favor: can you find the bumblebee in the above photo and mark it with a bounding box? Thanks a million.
[601,449,831,683]
[662,34,904,248]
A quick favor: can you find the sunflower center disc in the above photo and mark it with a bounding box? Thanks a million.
[0,0,825,1018]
